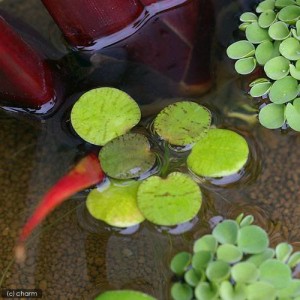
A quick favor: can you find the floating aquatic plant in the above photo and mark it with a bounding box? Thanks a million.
[94,290,156,300]
[187,129,249,178]
[170,214,300,300]
[227,0,300,131]
[71,87,141,146]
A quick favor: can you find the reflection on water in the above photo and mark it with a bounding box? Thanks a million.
[1,0,300,299]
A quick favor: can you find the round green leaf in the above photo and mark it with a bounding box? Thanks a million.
[258,10,276,28]
[278,5,300,23]
[247,248,275,266]
[286,99,300,131]
[153,101,211,146]
[187,129,249,178]
[246,282,276,300]
[239,22,251,31]
[256,0,275,13]
[240,12,258,23]
[268,21,290,40]
[264,56,290,79]
[227,40,255,59]
[240,215,254,227]
[86,181,144,227]
[290,63,300,79]
[288,251,300,267]
[275,0,296,8]
[170,251,192,275]
[71,88,141,146]
[193,235,218,253]
[269,76,299,104]
[94,290,156,300]
[216,244,243,263]
[259,103,286,129]
[246,22,271,44]
[276,242,293,262]
[212,220,239,245]
[231,262,259,283]
[219,282,246,300]
[237,225,269,254]
[249,81,272,97]
[195,282,218,300]
[259,259,292,289]
[171,283,193,300]
[192,251,213,272]
[137,172,202,226]
[235,57,257,75]
[184,269,202,287]
[255,41,277,65]
[277,279,300,298]
[99,133,156,179]
[279,37,300,60]
[206,260,230,282]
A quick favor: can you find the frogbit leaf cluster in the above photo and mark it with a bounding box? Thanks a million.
[71,88,249,228]
[227,0,300,131]
[170,214,300,300]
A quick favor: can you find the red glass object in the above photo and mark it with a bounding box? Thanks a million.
[0,16,56,109]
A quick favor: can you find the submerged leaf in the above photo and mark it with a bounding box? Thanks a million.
[71,87,141,146]
[137,172,202,226]
[154,101,211,146]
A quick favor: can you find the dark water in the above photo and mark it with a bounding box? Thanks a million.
[1,1,300,299]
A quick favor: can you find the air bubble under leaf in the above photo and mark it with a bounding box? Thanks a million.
[278,5,300,23]
[86,181,144,227]
[246,22,271,44]
[279,37,300,60]
[258,10,277,28]
[170,251,192,275]
[94,290,156,300]
[212,220,239,244]
[187,129,249,178]
[71,87,141,146]
[235,57,257,75]
[171,283,193,300]
[226,40,255,59]
[237,225,269,254]
[269,76,299,104]
[153,101,211,146]
[286,98,300,131]
[231,262,259,283]
[264,56,290,80]
[259,103,286,129]
[137,172,202,226]
[268,21,290,40]
[99,133,156,179]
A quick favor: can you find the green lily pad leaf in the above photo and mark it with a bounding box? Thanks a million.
[256,0,275,13]
[212,220,239,244]
[227,40,255,59]
[258,10,277,28]
[94,290,156,300]
[170,251,192,275]
[279,37,300,60]
[184,269,202,287]
[187,129,249,178]
[269,76,299,104]
[240,215,254,227]
[249,81,272,97]
[220,281,246,300]
[192,251,213,272]
[216,244,243,263]
[276,242,293,262]
[277,279,300,298]
[255,41,278,65]
[86,181,144,227]
[99,133,156,179]
[288,251,300,267]
[247,248,275,266]
[246,22,271,44]
[193,235,218,253]
[240,12,258,23]
[71,87,141,146]
[259,259,292,289]
[195,282,218,300]
[171,283,193,300]
[264,56,290,80]
[259,103,286,129]
[268,21,290,40]
[290,63,300,79]
[235,57,257,75]
[246,282,276,300]
[237,225,269,254]
[231,262,259,283]
[278,5,300,23]
[206,260,230,282]
[275,0,296,8]
[286,99,300,131]
[137,172,202,226]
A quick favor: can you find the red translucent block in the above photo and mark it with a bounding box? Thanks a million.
[0,16,55,108]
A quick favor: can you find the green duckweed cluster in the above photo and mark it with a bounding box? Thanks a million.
[227,0,300,131]
[170,214,300,300]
